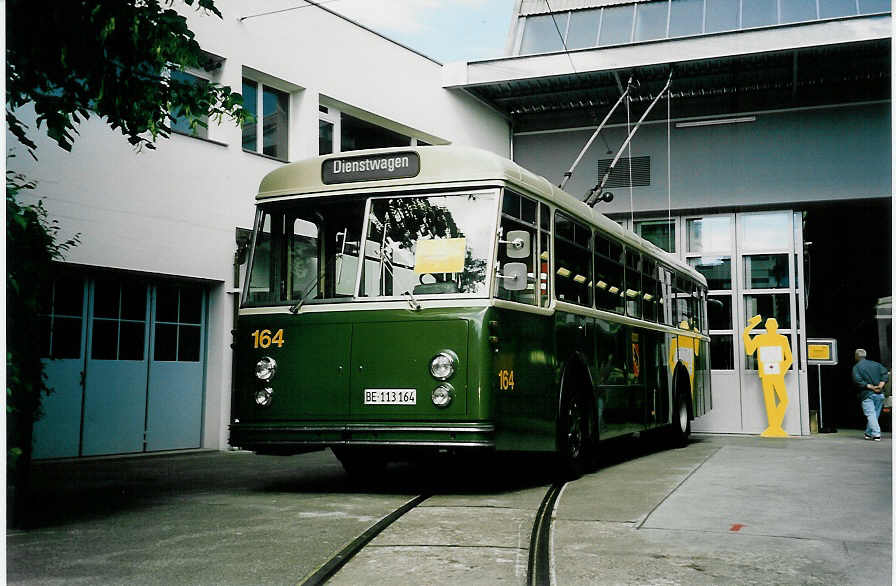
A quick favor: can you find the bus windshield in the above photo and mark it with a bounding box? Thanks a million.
[243,191,496,307]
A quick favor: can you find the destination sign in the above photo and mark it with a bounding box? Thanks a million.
[322,152,420,184]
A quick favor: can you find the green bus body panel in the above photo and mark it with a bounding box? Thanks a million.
[232,305,709,452]
[491,307,559,452]
[233,308,491,437]
[350,320,469,418]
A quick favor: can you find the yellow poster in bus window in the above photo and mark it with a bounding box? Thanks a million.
[414,238,466,274]
[807,344,831,361]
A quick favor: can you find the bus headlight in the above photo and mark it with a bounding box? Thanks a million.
[255,357,277,381]
[430,351,458,380]
[431,384,454,408]
[255,387,274,407]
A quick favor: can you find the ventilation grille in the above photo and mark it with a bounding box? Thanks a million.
[597,156,651,188]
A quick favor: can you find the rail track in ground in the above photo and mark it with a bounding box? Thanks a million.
[299,477,568,586]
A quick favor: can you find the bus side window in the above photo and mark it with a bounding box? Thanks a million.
[659,267,673,326]
[625,249,642,319]
[642,258,658,322]
[498,191,537,305]
[673,275,694,329]
[554,212,592,307]
[539,203,551,308]
[595,233,624,313]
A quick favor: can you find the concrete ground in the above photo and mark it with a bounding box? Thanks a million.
[7,430,891,585]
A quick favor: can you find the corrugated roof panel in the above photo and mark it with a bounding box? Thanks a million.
[520,0,643,16]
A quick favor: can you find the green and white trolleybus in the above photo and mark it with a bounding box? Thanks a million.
[231,146,710,477]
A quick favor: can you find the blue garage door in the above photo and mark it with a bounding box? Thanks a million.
[35,273,207,458]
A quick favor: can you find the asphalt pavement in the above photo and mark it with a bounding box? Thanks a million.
[7,429,892,585]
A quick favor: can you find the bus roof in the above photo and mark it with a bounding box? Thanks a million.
[256,145,706,286]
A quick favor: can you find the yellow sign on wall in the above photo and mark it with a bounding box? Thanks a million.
[807,344,831,361]
[414,238,466,274]
[806,338,838,366]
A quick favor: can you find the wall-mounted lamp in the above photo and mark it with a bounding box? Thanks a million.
[675,116,757,128]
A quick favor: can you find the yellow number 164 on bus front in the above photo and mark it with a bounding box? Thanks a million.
[251,329,285,349]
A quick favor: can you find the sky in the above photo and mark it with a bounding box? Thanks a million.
[313,0,518,63]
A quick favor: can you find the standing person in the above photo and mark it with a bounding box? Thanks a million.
[852,348,889,441]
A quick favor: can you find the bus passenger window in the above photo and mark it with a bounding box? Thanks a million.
[642,258,658,322]
[625,249,642,318]
[498,191,537,305]
[658,267,673,326]
[554,213,592,307]
[539,203,551,308]
[595,233,624,313]
[673,275,692,329]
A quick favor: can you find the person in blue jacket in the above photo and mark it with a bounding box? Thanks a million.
[852,348,889,441]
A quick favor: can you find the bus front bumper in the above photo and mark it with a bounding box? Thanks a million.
[229,422,495,454]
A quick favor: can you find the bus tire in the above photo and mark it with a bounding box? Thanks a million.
[332,447,386,477]
[556,390,589,480]
[671,371,691,447]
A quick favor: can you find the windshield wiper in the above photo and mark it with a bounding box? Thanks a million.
[289,253,341,314]
[402,289,421,311]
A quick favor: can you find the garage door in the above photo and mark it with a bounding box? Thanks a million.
[33,272,207,459]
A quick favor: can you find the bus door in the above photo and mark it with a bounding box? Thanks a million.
[493,195,556,451]
[644,329,670,428]
[595,321,644,438]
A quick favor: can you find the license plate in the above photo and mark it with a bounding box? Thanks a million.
[364,389,416,405]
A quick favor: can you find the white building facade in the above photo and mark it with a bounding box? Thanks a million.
[11,0,510,458]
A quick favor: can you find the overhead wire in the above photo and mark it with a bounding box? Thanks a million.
[544,0,577,74]
[239,0,341,22]
[667,79,672,253]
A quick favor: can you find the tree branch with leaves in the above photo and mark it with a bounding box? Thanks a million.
[6,0,248,155]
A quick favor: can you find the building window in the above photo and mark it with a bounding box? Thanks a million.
[635,1,670,41]
[742,0,779,27]
[319,119,334,155]
[635,219,676,253]
[687,216,732,253]
[154,285,203,362]
[40,275,85,359]
[340,113,410,152]
[91,278,148,361]
[780,0,818,23]
[169,70,209,139]
[520,12,569,54]
[598,4,634,46]
[242,78,289,161]
[705,0,739,33]
[686,214,735,370]
[669,0,705,37]
[566,8,601,49]
[689,256,732,289]
[819,0,858,17]
[859,0,891,14]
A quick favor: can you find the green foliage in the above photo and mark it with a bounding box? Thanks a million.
[6,0,247,154]
[6,169,80,471]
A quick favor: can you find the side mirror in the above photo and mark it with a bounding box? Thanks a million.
[498,262,528,291]
[501,230,531,259]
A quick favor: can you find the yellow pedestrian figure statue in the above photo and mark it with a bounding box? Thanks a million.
[743,315,792,437]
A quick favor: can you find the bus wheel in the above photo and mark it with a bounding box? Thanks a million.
[332,448,386,477]
[671,386,691,447]
[557,391,588,480]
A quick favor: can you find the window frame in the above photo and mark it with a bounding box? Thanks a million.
[242,76,291,162]
[168,68,211,140]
